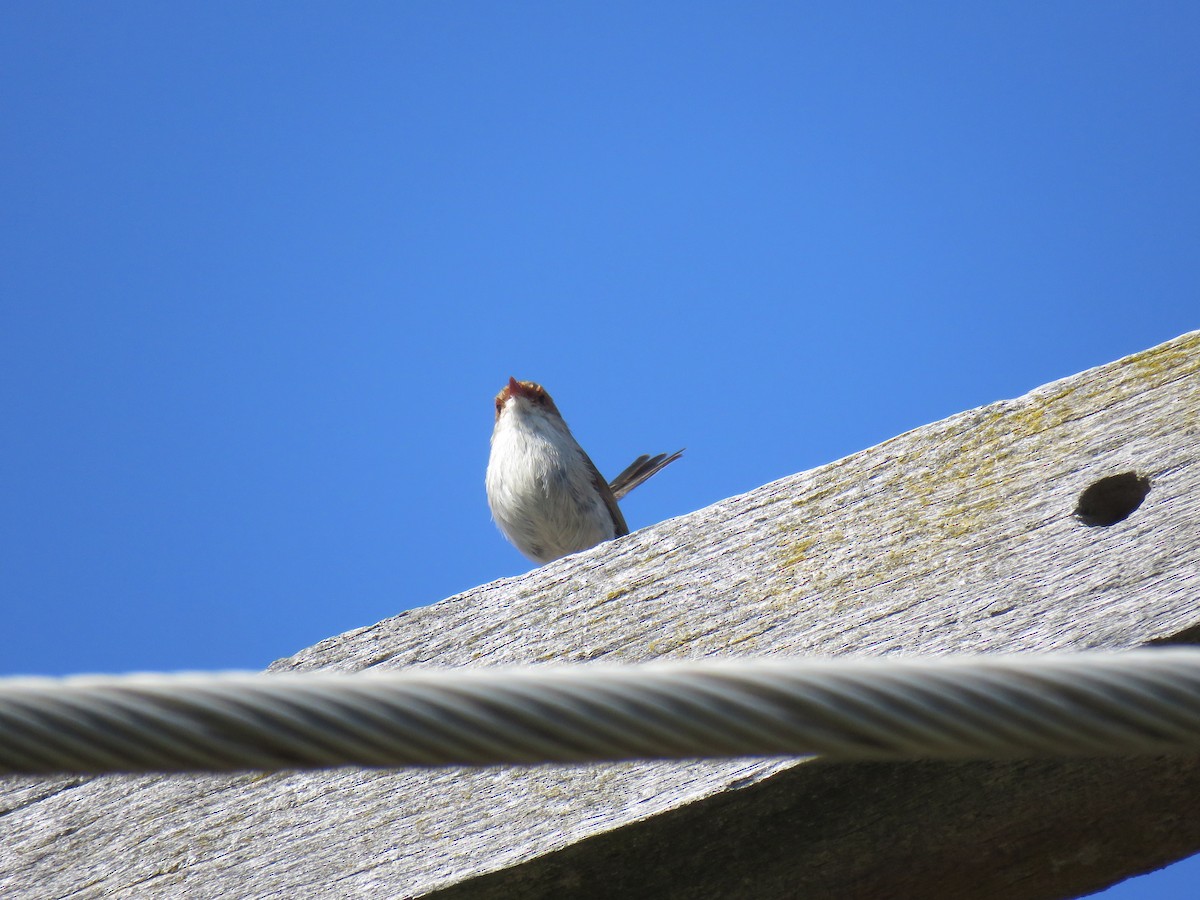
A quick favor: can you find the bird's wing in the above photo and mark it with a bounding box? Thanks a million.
[581,451,629,537]
[608,449,684,501]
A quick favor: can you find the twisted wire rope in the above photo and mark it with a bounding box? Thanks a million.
[3,650,1200,774]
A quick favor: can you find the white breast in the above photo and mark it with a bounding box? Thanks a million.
[486,405,615,564]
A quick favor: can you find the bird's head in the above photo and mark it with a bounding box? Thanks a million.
[494,377,563,423]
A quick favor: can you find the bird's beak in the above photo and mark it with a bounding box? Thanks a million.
[507,377,539,401]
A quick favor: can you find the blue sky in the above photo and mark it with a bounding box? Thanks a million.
[1,3,1197,895]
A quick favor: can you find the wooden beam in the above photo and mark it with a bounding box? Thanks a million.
[3,331,1198,899]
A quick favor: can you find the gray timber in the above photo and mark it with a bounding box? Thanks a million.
[3,331,1199,900]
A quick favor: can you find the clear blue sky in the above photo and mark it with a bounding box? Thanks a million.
[1,3,1197,895]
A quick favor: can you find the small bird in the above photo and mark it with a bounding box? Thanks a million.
[486,377,682,564]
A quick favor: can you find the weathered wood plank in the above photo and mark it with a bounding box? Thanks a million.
[3,331,1198,899]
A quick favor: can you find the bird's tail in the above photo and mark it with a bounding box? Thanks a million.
[608,449,684,500]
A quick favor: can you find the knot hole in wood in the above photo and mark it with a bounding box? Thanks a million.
[1075,472,1152,527]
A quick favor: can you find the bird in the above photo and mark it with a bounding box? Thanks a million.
[486,377,683,564]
